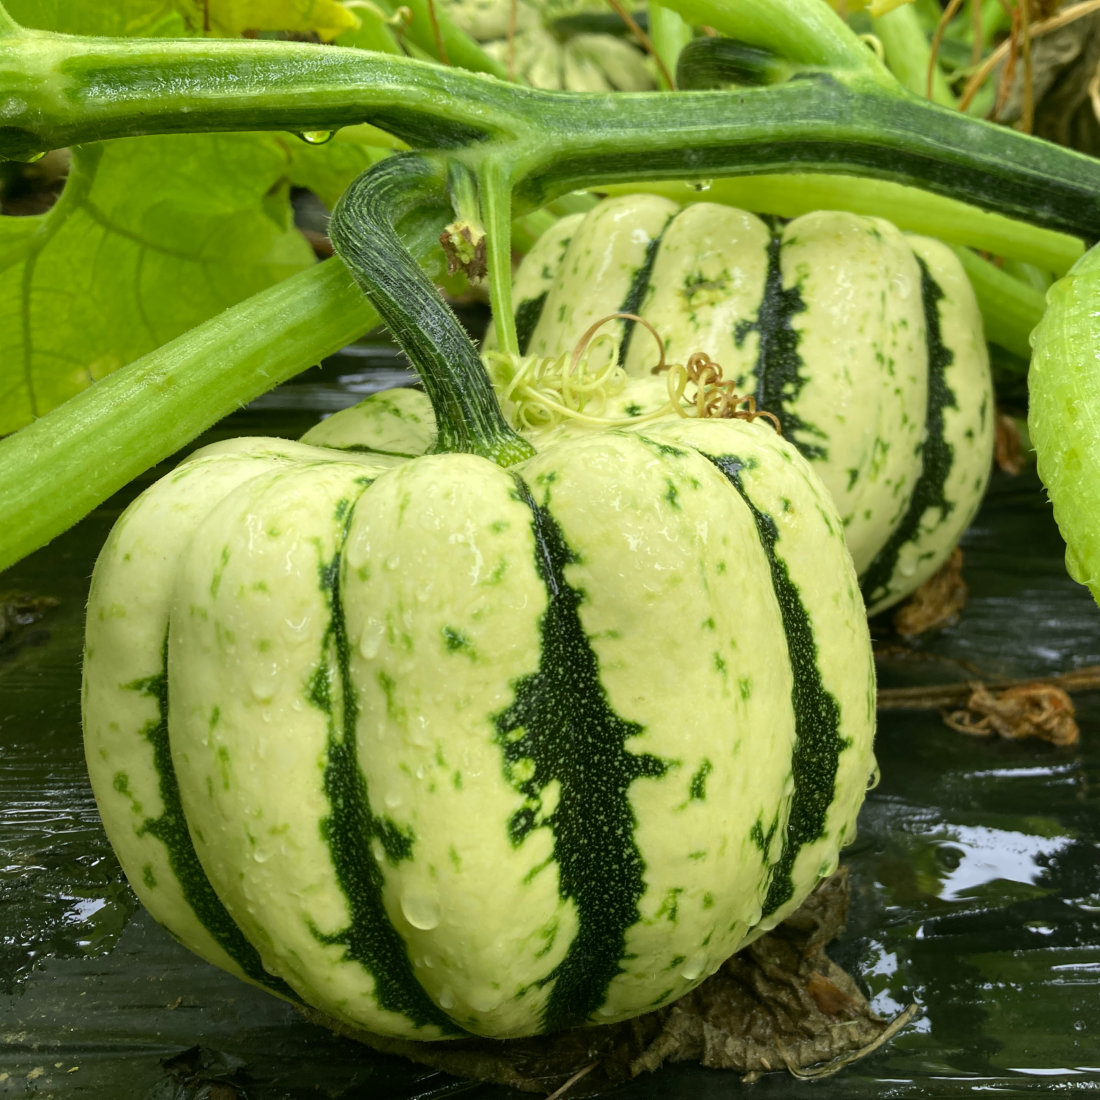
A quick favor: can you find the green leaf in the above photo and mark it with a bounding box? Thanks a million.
[285,124,399,209]
[4,0,185,35]
[177,0,361,40]
[0,134,322,435]
[0,0,399,436]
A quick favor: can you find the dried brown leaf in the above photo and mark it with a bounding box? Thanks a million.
[891,548,968,638]
[944,681,1080,745]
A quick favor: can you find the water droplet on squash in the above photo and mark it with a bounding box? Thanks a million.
[680,950,708,981]
[401,893,441,931]
[438,987,456,1010]
[296,129,334,145]
[383,789,402,810]
[359,617,384,658]
[250,674,277,703]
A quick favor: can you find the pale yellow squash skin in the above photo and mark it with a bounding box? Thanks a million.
[501,195,994,615]
[84,394,875,1041]
[878,235,994,607]
[82,439,384,994]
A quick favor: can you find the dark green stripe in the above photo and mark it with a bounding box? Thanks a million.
[859,258,958,608]
[327,443,420,460]
[702,452,845,918]
[126,635,299,1001]
[495,476,667,1034]
[514,292,547,356]
[734,229,826,459]
[615,213,675,367]
[309,483,461,1035]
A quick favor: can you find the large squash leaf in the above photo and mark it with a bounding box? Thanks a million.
[177,0,361,40]
[0,0,387,435]
[0,135,319,434]
[4,0,184,35]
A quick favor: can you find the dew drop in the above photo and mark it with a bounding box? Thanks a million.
[438,987,456,1010]
[359,617,385,659]
[1025,921,1055,936]
[401,893,441,931]
[253,848,271,864]
[680,950,708,982]
[250,676,277,703]
[383,789,402,810]
[296,129,335,145]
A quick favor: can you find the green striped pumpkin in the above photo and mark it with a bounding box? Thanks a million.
[494,194,995,615]
[83,394,875,1040]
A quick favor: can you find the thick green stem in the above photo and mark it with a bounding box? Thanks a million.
[1,33,514,157]
[871,4,956,107]
[648,3,694,90]
[950,247,1047,363]
[675,37,800,88]
[328,155,533,466]
[511,74,1100,240]
[381,0,509,78]
[658,0,882,73]
[5,25,1100,241]
[0,259,379,574]
[479,160,519,356]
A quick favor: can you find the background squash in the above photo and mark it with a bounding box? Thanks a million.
[495,194,996,615]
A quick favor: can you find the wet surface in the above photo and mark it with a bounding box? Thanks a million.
[1,348,1098,1097]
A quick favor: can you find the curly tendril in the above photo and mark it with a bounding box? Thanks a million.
[482,312,782,435]
[483,312,673,430]
[660,351,783,435]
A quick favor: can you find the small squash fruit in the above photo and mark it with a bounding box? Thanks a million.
[494,194,995,615]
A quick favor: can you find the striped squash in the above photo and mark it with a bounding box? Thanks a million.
[442,0,654,91]
[494,194,995,615]
[83,396,875,1040]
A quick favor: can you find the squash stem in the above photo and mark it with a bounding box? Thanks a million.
[7,24,1100,240]
[479,160,520,357]
[329,155,534,466]
[510,73,1100,240]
